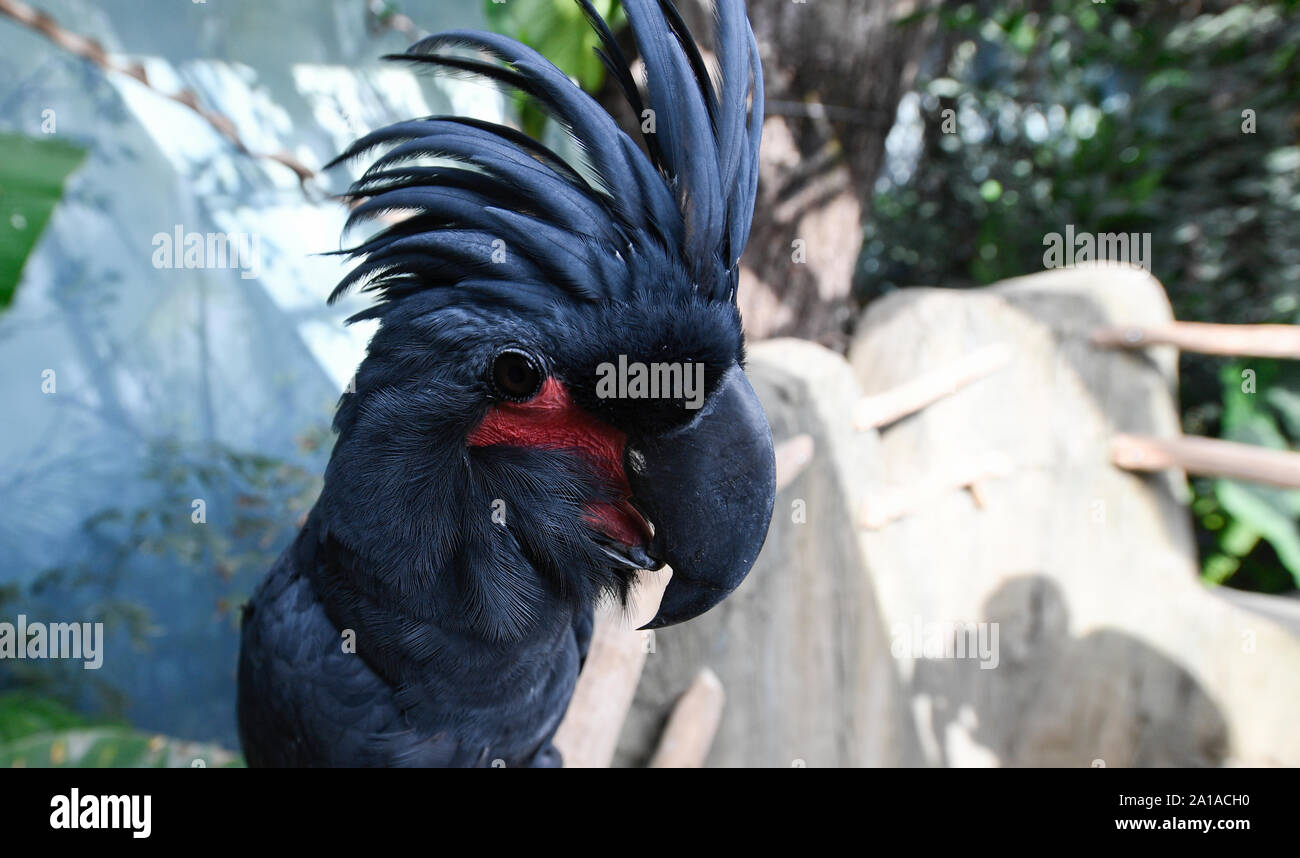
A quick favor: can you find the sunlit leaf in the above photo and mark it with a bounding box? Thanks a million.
[0,132,87,309]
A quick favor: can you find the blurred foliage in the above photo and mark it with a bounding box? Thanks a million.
[0,133,86,308]
[0,692,241,767]
[0,729,240,768]
[1198,360,1300,589]
[0,432,325,727]
[484,0,626,137]
[860,0,1300,591]
[0,692,104,743]
[110,433,326,609]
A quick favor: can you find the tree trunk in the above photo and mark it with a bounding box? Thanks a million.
[596,0,948,347]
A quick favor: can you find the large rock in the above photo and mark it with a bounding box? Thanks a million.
[616,339,918,767]
[624,266,1300,766]
[851,266,1300,766]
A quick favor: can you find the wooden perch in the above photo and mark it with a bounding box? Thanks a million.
[555,440,798,768]
[1092,322,1300,359]
[553,565,732,768]
[648,669,725,768]
[551,581,661,768]
[774,434,815,491]
[853,343,1013,431]
[1113,433,1300,490]
[858,451,1015,529]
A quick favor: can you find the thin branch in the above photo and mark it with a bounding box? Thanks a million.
[858,451,1015,529]
[0,0,317,187]
[853,343,1013,431]
[552,568,669,768]
[774,434,815,492]
[365,0,428,41]
[1092,322,1300,360]
[1113,433,1300,490]
[648,668,725,768]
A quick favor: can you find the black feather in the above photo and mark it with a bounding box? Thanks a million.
[239,0,764,769]
[328,0,762,314]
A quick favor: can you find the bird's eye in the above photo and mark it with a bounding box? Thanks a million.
[491,349,544,402]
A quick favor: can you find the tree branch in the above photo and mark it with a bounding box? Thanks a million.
[1113,433,1300,489]
[0,0,317,187]
[648,668,725,768]
[1092,322,1300,359]
[853,343,1013,431]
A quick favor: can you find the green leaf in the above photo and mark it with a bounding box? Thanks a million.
[1212,361,1300,586]
[1266,386,1300,440]
[0,692,95,743]
[1007,16,1037,54]
[484,0,625,92]
[1215,480,1300,586]
[0,727,243,768]
[0,132,87,309]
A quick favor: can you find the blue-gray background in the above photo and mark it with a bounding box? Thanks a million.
[0,0,490,747]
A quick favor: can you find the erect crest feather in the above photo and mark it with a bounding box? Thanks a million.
[328,0,763,317]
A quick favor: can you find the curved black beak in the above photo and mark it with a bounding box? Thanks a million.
[626,365,776,629]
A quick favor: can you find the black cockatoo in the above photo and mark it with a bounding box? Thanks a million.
[237,0,772,767]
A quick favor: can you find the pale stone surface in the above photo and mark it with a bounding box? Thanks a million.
[617,338,916,767]
[852,266,1300,767]
[624,266,1300,766]
[0,0,490,746]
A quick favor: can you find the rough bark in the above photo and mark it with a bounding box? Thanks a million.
[736,0,945,348]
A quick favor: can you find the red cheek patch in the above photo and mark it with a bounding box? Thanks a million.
[467,378,649,546]
[467,378,624,467]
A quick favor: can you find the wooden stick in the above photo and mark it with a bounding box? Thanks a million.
[774,434,815,492]
[550,607,647,768]
[648,668,726,768]
[1113,433,1300,489]
[1092,322,1300,359]
[858,451,1015,529]
[853,343,1013,431]
[552,567,670,768]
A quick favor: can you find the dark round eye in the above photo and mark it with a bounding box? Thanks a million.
[491,349,544,402]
